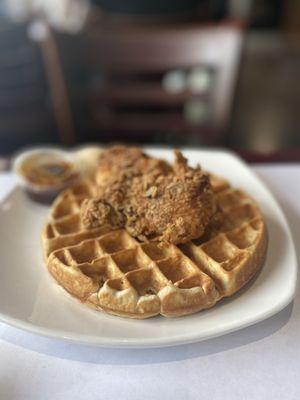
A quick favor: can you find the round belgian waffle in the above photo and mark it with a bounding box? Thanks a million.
[42,174,267,318]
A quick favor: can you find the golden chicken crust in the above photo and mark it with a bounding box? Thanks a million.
[95,146,171,186]
[81,147,216,245]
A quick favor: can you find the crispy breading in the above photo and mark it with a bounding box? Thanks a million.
[95,145,171,186]
[81,147,216,244]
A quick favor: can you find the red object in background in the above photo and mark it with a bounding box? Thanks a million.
[237,148,300,163]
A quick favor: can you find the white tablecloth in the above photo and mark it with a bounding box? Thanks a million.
[0,165,299,400]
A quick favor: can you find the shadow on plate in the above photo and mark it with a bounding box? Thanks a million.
[1,301,293,365]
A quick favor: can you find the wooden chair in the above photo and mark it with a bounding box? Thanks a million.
[39,16,245,145]
[83,18,245,144]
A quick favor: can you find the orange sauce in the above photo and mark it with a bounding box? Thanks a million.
[19,154,77,187]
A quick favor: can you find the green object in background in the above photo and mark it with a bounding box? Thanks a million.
[184,99,211,125]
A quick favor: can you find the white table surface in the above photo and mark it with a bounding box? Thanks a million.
[0,165,299,400]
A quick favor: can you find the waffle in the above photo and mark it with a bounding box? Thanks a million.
[42,174,267,318]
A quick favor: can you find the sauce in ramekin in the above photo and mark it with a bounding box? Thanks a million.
[14,149,80,204]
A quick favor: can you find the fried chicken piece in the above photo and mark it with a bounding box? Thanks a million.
[81,198,125,229]
[81,148,216,244]
[95,145,171,186]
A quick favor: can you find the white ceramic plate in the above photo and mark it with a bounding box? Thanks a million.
[0,149,297,348]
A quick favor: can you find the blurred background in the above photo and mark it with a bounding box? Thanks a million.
[0,0,299,162]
